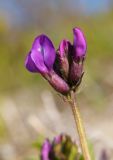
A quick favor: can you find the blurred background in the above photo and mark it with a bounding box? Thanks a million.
[0,0,113,159]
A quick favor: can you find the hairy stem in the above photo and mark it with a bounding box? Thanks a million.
[68,92,91,160]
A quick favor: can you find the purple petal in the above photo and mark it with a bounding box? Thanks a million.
[59,39,71,57]
[54,134,62,144]
[31,49,48,74]
[73,28,87,59]
[32,34,56,70]
[25,52,39,72]
[41,139,51,160]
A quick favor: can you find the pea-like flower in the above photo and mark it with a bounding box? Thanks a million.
[25,27,87,94]
[41,134,82,160]
[25,34,56,74]
[25,34,70,95]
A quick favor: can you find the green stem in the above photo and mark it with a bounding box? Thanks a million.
[68,92,91,160]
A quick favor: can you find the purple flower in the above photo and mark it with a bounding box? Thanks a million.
[25,34,56,74]
[41,139,52,160]
[25,28,87,94]
[40,134,81,160]
[25,34,70,95]
[73,28,87,61]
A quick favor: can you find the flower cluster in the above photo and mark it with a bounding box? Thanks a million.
[41,134,83,160]
[25,28,87,95]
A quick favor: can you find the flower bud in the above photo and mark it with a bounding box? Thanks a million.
[73,28,87,62]
[59,39,70,57]
[54,40,71,80]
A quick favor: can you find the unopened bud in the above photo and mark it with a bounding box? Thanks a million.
[73,28,87,62]
[69,61,83,90]
[54,40,71,80]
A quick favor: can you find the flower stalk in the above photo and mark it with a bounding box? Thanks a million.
[68,91,91,160]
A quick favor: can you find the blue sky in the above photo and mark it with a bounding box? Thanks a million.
[79,0,110,13]
[0,0,112,25]
[0,0,23,25]
[0,0,111,13]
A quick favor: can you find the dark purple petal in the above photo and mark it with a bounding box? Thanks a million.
[73,28,87,59]
[59,39,71,57]
[32,34,56,70]
[31,49,48,74]
[41,139,51,160]
[69,61,83,87]
[25,52,39,72]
